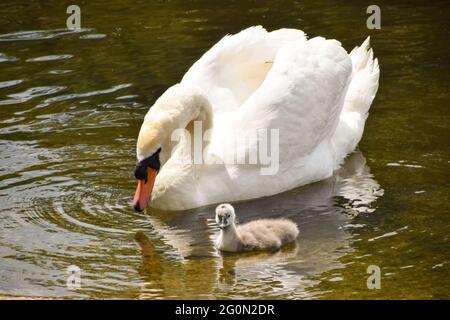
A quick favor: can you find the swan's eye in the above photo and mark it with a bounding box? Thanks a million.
[134,162,147,180]
[134,148,162,180]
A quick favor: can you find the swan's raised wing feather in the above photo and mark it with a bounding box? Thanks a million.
[234,37,353,161]
[181,26,306,113]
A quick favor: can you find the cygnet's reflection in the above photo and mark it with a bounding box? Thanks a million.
[135,151,383,299]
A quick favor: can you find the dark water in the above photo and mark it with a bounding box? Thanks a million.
[0,0,449,299]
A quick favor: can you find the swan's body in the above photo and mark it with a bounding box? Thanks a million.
[215,204,299,252]
[133,26,379,211]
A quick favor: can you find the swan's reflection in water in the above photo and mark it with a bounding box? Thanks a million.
[135,151,383,299]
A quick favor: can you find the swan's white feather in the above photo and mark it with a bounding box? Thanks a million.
[181,26,306,113]
[234,36,352,157]
[138,26,380,210]
[331,36,380,165]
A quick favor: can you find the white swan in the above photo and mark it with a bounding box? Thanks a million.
[215,204,299,252]
[133,26,379,211]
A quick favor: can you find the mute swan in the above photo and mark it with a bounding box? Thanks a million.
[215,204,299,252]
[133,26,379,211]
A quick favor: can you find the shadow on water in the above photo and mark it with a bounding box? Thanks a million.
[135,151,383,299]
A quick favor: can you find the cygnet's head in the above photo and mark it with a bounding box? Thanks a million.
[215,203,236,229]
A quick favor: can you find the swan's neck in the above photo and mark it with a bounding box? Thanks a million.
[138,84,213,162]
[155,84,213,132]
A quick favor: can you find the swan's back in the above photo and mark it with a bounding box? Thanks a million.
[181,26,306,113]
[234,37,353,158]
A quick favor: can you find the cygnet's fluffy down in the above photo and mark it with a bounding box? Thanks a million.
[215,203,299,252]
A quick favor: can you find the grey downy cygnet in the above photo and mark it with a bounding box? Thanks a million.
[215,203,299,252]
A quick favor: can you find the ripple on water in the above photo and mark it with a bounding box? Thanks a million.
[26,54,74,62]
[0,28,90,42]
[0,52,19,62]
[116,95,140,100]
[0,86,66,105]
[0,133,147,297]
[368,231,398,242]
[386,160,424,169]
[2,108,140,135]
[0,190,142,298]
[0,79,24,89]
[48,70,72,75]
[35,83,132,108]
[79,34,107,40]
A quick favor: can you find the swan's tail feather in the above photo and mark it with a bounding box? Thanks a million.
[345,36,380,116]
[332,37,380,167]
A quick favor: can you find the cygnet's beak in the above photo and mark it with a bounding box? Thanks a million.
[218,218,227,229]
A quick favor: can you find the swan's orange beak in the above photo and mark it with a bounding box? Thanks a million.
[133,168,157,212]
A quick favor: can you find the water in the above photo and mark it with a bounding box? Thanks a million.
[0,0,449,299]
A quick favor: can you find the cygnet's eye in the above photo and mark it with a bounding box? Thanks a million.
[226,214,230,218]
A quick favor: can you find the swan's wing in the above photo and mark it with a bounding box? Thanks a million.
[233,37,353,161]
[181,26,306,113]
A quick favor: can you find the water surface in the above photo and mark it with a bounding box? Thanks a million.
[0,0,449,299]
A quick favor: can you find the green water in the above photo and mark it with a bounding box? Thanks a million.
[0,0,449,299]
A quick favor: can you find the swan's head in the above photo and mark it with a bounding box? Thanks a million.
[215,203,236,229]
[133,84,212,212]
[133,145,161,212]
[133,105,172,212]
